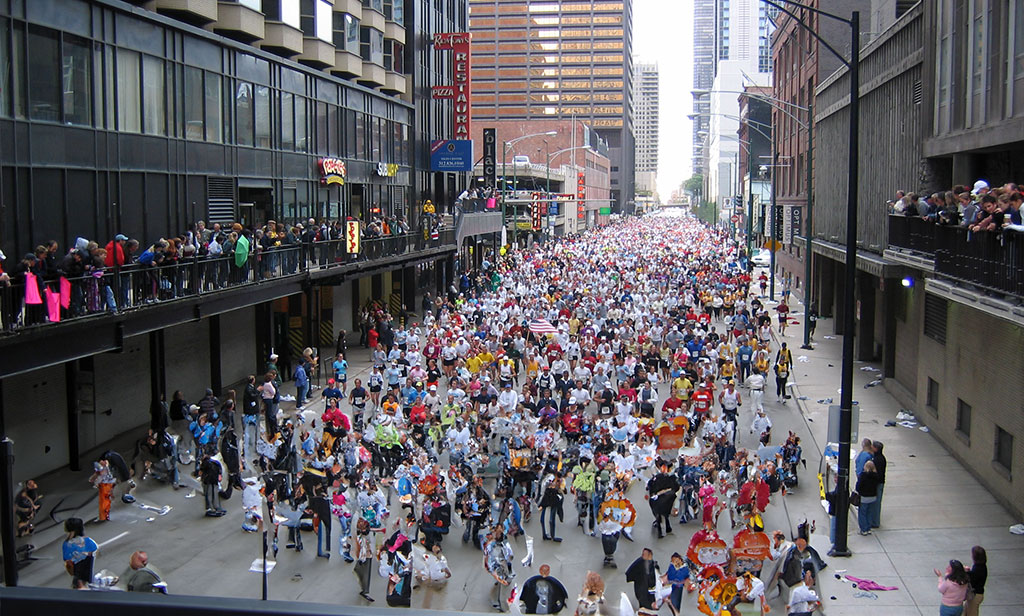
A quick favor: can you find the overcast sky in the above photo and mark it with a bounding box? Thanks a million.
[634,0,694,199]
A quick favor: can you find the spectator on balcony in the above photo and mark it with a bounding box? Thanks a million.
[900,193,921,217]
[971,179,990,198]
[1005,192,1022,226]
[104,234,130,268]
[969,195,1003,232]
[959,192,979,227]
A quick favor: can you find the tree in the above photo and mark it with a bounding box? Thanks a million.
[683,174,704,195]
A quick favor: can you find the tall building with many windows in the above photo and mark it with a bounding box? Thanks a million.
[468,0,635,212]
[633,61,658,174]
[691,0,715,175]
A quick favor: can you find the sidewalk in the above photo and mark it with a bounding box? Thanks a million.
[781,310,1024,616]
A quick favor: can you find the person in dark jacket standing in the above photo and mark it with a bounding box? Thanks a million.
[150,394,170,434]
[854,460,881,535]
[646,460,679,539]
[519,564,569,614]
[200,454,225,517]
[965,545,986,616]
[870,440,886,529]
[625,548,659,610]
[242,375,261,464]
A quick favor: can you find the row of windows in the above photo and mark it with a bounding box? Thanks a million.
[472,54,624,64]
[927,376,1014,475]
[469,15,622,27]
[472,79,623,90]
[473,92,623,103]
[0,22,410,163]
[472,67,624,78]
[471,41,624,52]
[472,28,624,39]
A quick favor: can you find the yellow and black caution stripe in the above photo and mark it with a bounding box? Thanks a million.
[320,319,334,346]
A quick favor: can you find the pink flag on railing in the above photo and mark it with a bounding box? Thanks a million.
[60,276,71,308]
[45,288,61,323]
[486,197,497,210]
[24,272,42,305]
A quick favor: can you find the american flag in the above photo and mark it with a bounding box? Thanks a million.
[529,318,557,334]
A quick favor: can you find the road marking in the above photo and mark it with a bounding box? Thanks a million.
[97,531,129,548]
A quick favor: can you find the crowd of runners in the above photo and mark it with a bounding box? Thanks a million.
[62,213,911,615]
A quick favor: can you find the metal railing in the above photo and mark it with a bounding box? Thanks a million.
[0,230,454,333]
[934,225,1024,298]
[887,214,937,254]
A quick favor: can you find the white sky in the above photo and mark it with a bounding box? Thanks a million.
[634,0,695,199]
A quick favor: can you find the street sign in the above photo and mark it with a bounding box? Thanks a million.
[430,140,473,171]
[730,214,740,223]
[483,128,496,188]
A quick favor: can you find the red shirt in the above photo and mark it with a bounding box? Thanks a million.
[409,404,428,425]
[691,389,713,415]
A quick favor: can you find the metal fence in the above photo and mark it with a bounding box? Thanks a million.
[0,230,454,333]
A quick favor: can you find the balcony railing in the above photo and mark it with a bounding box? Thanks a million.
[0,229,454,334]
[888,215,1024,298]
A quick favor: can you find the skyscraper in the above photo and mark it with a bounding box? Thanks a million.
[634,62,659,174]
[692,0,716,175]
[469,0,635,212]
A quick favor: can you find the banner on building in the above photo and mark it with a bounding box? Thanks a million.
[430,140,473,171]
[432,33,472,140]
[789,205,803,242]
[577,172,586,220]
[483,128,497,189]
[532,192,542,230]
[346,220,360,254]
[782,205,793,245]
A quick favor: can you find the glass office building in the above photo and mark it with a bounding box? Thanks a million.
[0,0,413,258]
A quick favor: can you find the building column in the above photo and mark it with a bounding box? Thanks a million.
[209,314,222,395]
[149,330,166,421]
[881,279,897,379]
[856,272,876,361]
[65,361,81,471]
[403,266,416,315]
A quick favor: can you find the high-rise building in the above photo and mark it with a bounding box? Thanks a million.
[692,0,716,175]
[703,0,773,218]
[468,0,635,213]
[634,61,659,174]
[634,60,658,207]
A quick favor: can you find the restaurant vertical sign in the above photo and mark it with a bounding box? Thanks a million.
[431,33,472,140]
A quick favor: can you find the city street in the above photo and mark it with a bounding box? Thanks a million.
[15,280,1023,615]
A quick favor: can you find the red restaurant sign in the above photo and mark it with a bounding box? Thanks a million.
[432,33,472,140]
[577,172,586,219]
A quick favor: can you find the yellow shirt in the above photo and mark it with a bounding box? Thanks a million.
[478,351,495,367]
[672,377,693,400]
[465,355,483,374]
[568,318,581,335]
[526,359,540,379]
[721,362,735,378]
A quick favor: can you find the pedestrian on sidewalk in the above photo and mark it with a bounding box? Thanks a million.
[934,559,970,616]
[624,547,659,610]
[871,440,886,528]
[854,460,881,535]
[62,518,98,588]
[519,563,569,614]
[200,453,225,517]
[258,372,278,436]
[965,545,986,616]
[89,458,116,521]
[774,343,793,402]
[294,361,309,411]
[353,517,376,602]
[854,438,874,478]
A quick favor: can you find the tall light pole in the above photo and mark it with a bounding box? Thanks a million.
[502,131,557,249]
[760,0,860,558]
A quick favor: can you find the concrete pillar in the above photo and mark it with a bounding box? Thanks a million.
[952,153,981,188]
[403,266,416,313]
[371,273,383,302]
[0,379,5,438]
[856,272,876,361]
[65,362,81,471]
[881,279,897,379]
[149,330,166,419]
[209,314,222,395]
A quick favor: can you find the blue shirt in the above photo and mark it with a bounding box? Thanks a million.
[294,365,308,388]
[738,345,753,363]
[63,536,98,563]
[666,563,690,586]
[333,359,348,378]
[855,450,873,477]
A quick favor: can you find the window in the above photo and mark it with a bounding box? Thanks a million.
[334,13,360,54]
[384,0,404,25]
[263,0,301,29]
[0,18,8,117]
[238,0,261,9]
[184,66,204,139]
[956,399,972,439]
[354,111,365,159]
[994,426,1013,475]
[142,55,165,135]
[62,34,92,126]
[384,40,404,73]
[362,0,384,13]
[300,0,332,42]
[116,49,141,132]
[236,81,253,145]
[11,23,26,119]
[926,377,939,415]
[360,27,384,66]
[205,73,223,142]
[923,293,948,344]
[294,95,307,151]
[281,91,294,149]
[254,85,271,147]
[27,27,60,122]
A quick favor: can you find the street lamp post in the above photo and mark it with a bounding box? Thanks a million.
[759,0,860,557]
[502,131,557,250]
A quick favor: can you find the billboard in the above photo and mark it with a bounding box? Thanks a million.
[430,140,473,171]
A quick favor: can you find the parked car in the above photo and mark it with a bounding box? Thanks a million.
[751,249,772,267]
